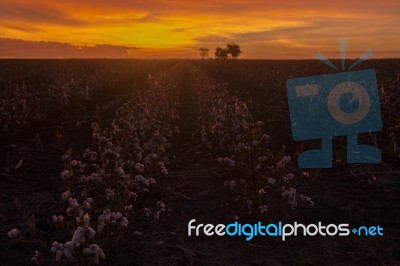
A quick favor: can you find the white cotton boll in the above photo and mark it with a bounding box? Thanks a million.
[53,215,64,223]
[142,179,150,187]
[80,163,88,173]
[97,221,105,233]
[62,155,69,161]
[262,134,270,141]
[229,180,236,190]
[64,241,72,249]
[31,250,41,263]
[259,204,268,214]
[267,178,276,186]
[85,244,105,264]
[51,241,59,250]
[157,201,165,210]
[135,175,144,182]
[70,160,80,168]
[282,156,291,166]
[63,247,73,259]
[258,189,266,196]
[67,197,79,208]
[287,173,295,180]
[307,199,314,207]
[83,248,92,256]
[148,177,156,185]
[7,228,20,238]
[120,217,129,227]
[144,208,151,217]
[302,172,310,178]
[87,227,96,238]
[92,132,100,141]
[246,199,252,207]
[106,141,113,148]
[105,188,115,200]
[116,167,124,177]
[135,163,145,172]
[60,170,71,180]
[252,140,260,146]
[84,198,93,209]
[71,227,85,247]
[256,121,264,127]
[83,213,90,227]
[258,156,267,162]
[128,192,137,200]
[136,151,142,162]
[223,157,235,167]
[55,250,63,261]
[160,167,168,175]
[133,231,143,236]
[115,212,122,220]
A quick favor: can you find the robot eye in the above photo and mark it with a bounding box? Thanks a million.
[295,84,320,97]
[338,92,360,113]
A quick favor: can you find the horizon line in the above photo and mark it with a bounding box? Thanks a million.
[1,57,400,60]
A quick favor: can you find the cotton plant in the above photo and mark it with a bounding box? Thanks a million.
[0,69,114,137]
[7,228,20,238]
[46,70,181,264]
[191,66,313,218]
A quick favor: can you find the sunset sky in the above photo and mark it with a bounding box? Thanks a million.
[0,0,399,59]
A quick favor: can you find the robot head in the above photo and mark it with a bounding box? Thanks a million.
[286,69,382,141]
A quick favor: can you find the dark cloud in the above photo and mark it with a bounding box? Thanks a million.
[0,38,139,58]
[0,3,85,25]
[1,23,43,33]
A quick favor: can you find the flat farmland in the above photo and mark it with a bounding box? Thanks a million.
[1,59,399,265]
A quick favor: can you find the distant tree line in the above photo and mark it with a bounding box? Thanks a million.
[199,42,242,59]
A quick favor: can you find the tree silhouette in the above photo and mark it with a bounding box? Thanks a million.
[199,48,210,60]
[215,47,229,59]
[213,43,243,59]
[226,42,242,59]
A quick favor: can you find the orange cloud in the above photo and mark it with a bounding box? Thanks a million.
[0,0,399,58]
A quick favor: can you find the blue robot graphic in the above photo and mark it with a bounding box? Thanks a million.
[286,40,382,168]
